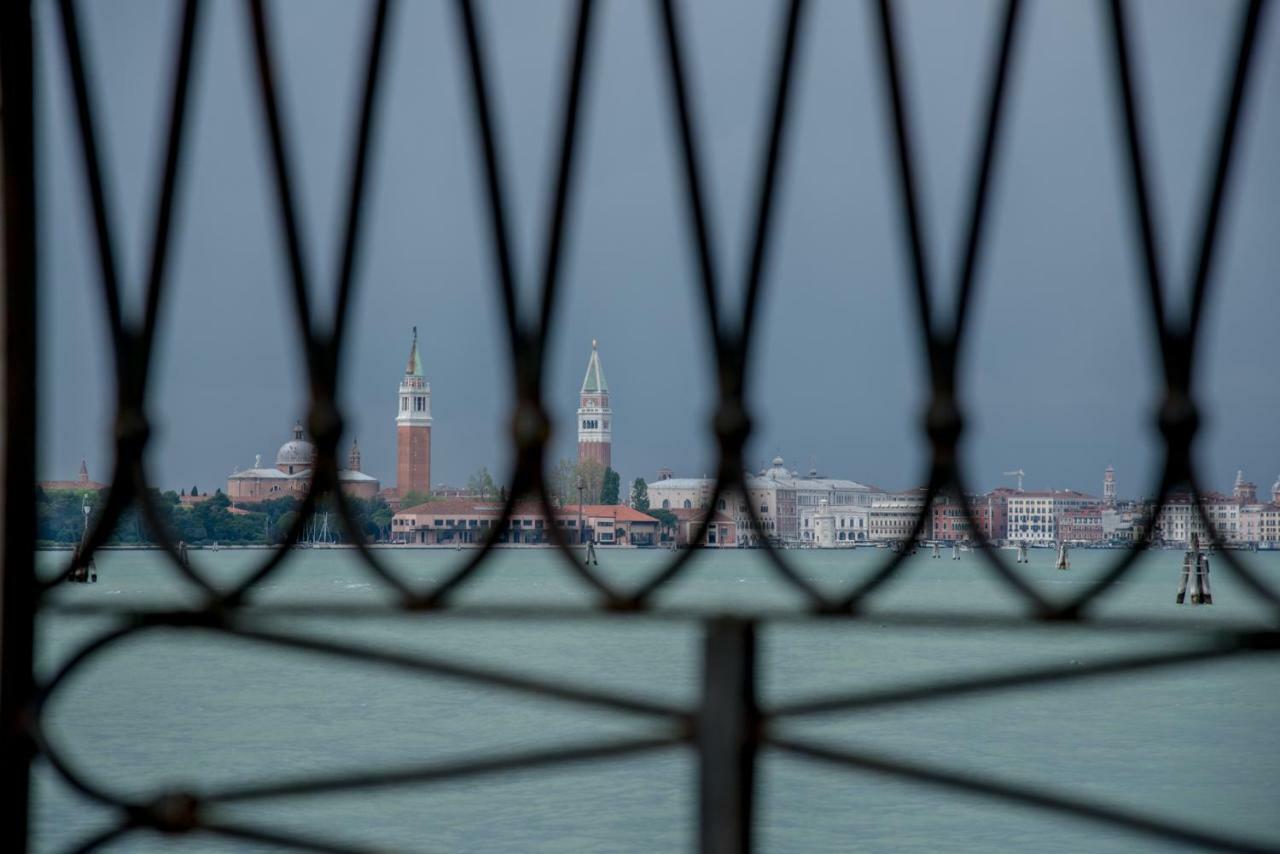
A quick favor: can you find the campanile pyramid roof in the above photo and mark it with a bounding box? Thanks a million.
[581,339,607,393]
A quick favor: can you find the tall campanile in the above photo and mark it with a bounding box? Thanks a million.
[396,327,432,497]
[577,339,611,470]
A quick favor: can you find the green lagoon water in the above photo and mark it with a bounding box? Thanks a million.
[33,547,1280,852]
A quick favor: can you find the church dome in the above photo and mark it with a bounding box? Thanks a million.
[276,421,316,471]
[761,455,791,480]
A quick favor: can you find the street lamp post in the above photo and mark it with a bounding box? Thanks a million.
[575,474,585,546]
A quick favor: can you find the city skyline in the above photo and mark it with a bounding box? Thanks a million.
[48,316,1277,509]
[36,0,1280,497]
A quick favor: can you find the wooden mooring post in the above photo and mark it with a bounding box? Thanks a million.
[1176,533,1213,605]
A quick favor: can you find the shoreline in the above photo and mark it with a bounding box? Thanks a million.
[38,542,1269,552]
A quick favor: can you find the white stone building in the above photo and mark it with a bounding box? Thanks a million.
[647,476,717,513]
[801,500,868,545]
[647,456,868,546]
[868,489,930,542]
[1240,502,1280,547]
[1005,490,1100,545]
[1152,495,1208,547]
[1201,493,1242,544]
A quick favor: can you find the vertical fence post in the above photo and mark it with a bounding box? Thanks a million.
[699,617,758,854]
[0,1,39,850]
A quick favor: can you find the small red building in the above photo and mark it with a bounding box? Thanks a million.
[1058,507,1104,543]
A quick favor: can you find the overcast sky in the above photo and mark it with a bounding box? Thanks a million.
[35,0,1280,500]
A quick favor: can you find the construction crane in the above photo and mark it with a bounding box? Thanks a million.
[1003,469,1025,491]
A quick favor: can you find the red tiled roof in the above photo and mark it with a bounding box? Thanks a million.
[559,504,660,523]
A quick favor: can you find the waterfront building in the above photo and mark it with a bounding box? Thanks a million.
[742,457,801,545]
[227,423,379,503]
[577,340,611,470]
[1232,470,1258,503]
[1240,503,1280,547]
[1102,507,1133,542]
[1153,494,1208,546]
[978,488,1015,541]
[928,488,1014,543]
[792,467,877,545]
[1058,507,1104,543]
[560,504,661,546]
[397,327,432,497]
[1005,490,1099,544]
[1103,464,1117,507]
[645,456,814,546]
[392,498,543,544]
[800,501,868,545]
[929,493,970,542]
[1145,473,1280,547]
[391,498,659,546]
[789,470,877,511]
[669,508,737,548]
[1201,492,1242,544]
[869,489,931,542]
[647,476,716,512]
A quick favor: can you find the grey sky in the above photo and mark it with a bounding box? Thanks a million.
[36,0,1280,500]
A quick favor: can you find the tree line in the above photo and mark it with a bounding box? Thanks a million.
[36,485,394,547]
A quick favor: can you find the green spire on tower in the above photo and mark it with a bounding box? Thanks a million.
[581,338,607,393]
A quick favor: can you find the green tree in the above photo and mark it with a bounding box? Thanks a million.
[647,507,678,543]
[571,458,605,505]
[548,458,576,506]
[630,478,649,511]
[191,484,199,497]
[601,467,621,505]
[372,506,394,540]
[274,511,299,542]
[467,466,497,499]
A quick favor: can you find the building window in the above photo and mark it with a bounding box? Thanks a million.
[662,499,670,509]
[401,398,407,411]
[683,499,692,509]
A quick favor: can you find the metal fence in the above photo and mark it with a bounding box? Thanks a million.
[3,0,1278,851]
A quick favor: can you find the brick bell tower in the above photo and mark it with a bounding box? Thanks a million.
[577,339,611,470]
[396,327,431,498]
